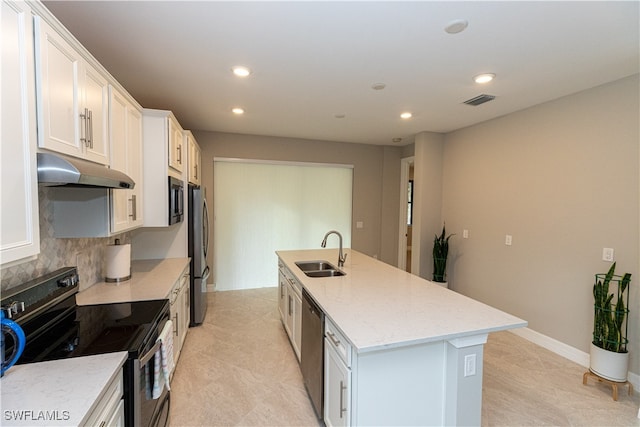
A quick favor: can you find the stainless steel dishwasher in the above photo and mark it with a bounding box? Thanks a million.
[301,288,325,419]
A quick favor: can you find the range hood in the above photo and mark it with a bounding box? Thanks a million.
[37,152,135,189]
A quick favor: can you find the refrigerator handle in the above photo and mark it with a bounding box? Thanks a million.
[201,266,211,282]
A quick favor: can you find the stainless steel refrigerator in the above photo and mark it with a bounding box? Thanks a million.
[188,184,210,326]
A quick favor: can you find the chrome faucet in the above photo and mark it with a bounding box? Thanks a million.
[321,230,347,267]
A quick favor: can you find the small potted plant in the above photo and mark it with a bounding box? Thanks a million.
[432,225,454,287]
[590,262,631,382]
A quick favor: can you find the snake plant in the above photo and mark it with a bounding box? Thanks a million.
[432,225,454,282]
[592,262,631,353]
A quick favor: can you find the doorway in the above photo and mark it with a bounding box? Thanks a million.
[398,157,414,272]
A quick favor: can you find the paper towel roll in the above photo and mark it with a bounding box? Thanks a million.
[105,243,131,283]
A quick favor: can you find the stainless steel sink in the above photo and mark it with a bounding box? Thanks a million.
[304,270,345,278]
[295,260,346,277]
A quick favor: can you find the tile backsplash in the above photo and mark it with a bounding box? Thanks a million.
[1,187,129,293]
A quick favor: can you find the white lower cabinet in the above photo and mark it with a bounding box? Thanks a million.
[83,368,124,427]
[278,261,302,361]
[169,268,190,367]
[324,319,352,427]
[278,268,287,322]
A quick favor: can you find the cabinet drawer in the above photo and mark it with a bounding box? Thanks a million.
[325,318,352,367]
[83,369,123,426]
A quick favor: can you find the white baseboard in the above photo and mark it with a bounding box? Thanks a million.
[509,327,639,392]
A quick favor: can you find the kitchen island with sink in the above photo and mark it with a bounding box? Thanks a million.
[277,248,527,426]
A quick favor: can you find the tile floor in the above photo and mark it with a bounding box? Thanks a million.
[169,288,639,426]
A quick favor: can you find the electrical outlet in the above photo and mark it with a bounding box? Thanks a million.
[602,248,614,262]
[505,235,512,246]
[464,354,476,377]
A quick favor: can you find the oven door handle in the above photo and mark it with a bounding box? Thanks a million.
[139,340,161,366]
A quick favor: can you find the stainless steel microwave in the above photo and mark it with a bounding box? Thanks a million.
[168,176,184,225]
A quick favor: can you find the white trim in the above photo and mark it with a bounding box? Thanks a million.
[509,327,639,391]
[448,333,488,348]
[397,157,414,270]
[213,156,354,170]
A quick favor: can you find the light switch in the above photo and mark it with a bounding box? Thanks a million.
[602,248,614,262]
[463,229,469,239]
[356,221,364,229]
[505,235,512,246]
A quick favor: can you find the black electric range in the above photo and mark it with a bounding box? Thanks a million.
[1,267,171,427]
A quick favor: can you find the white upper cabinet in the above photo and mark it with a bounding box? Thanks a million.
[185,131,201,185]
[141,109,185,227]
[34,15,109,165]
[1,0,40,265]
[168,115,184,173]
[109,86,143,233]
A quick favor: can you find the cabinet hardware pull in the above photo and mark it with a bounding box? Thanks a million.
[195,164,198,179]
[88,109,94,149]
[327,331,341,347]
[80,108,89,146]
[280,283,284,298]
[99,421,106,427]
[173,313,179,336]
[177,145,182,164]
[128,195,137,220]
[288,295,293,316]
[339,380,347,418]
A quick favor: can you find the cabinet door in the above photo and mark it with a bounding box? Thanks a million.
[187,132,201,185]
[1,0,40,265]
[180,275,190,346]
[109,88,130,232]
[292,289,302,360]
[110,87,143,233]
[168,115,184,172]
[126,104,143,228]
[324,340,351,427]
[80,61,109,165]
[278,269,287,322]
[35,16,82,157]
[35,16,109,165]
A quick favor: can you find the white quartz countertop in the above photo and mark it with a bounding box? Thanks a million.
[76,258,190,306]
[277,249,527,353]
[0,352,127,426]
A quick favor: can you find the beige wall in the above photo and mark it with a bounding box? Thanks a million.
[192,131,403,273]
[412,132,446,277]
[440,75,639,376]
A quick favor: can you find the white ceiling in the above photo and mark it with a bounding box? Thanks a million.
[43,1,639,146]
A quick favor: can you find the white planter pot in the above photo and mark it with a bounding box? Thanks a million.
[590,343,629,382]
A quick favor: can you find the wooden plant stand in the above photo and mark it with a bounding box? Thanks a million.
[583,370,634,401]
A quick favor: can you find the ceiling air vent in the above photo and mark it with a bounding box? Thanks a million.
[463,94,496,106]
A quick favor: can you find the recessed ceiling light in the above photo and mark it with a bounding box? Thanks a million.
[334,113,346,119]
[392,137,402,143]
[232,66,251,77]
[371,83,386,91]
[400,112,413,119]
[231,107,245,115]
[474,73,495,84]
[444,19,468,34]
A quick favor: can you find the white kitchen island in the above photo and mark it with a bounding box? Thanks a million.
[277,248,527,427]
